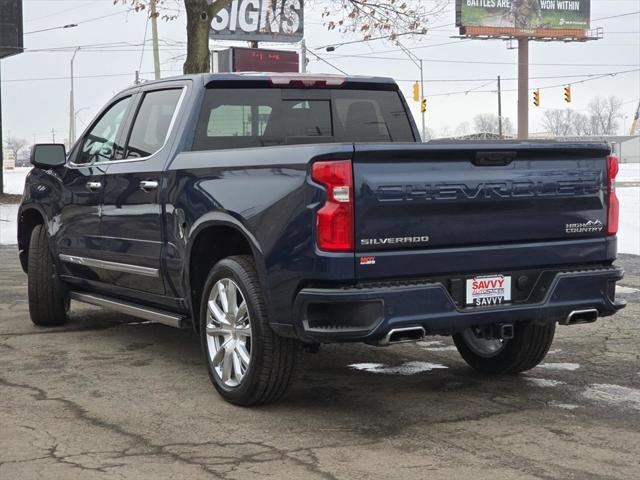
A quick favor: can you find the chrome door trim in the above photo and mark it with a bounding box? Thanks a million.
[59,254,159,277]
[69,292,183,328]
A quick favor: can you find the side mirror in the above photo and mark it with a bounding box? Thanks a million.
[30,144,67,169]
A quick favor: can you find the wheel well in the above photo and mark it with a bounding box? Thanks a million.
[189,225,254,329]
[18,209,45,272]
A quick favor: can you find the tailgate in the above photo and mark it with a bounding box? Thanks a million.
[353,142,611,277]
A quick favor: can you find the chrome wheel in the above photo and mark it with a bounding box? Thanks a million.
[205,278,252,388]
[460,328,507,358]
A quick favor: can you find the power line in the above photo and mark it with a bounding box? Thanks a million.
[424,69,640,98]
[24,9,133,34]
[319,51,640,67]
[593,11,640,21]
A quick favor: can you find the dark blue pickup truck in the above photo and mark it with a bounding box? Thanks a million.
[19,73,625,405]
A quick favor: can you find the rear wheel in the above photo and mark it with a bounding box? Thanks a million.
[27,225,69,326]
[453,322,555,374]
[200,256,301,406]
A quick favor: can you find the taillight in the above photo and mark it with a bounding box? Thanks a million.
[607,155,619,236]
[311,159,354,252]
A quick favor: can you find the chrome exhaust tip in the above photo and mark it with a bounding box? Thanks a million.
[561,308,598,326]
[378,326,426,346]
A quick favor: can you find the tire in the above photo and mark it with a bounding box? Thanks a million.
[27,224,69,326]
[199,255,302,406]
[452,322,556,374]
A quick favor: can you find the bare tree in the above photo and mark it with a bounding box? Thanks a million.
[573,112,594,136]
[4,136,28,159]
[320,1,447,40]
[454,121,470,137]
[541,109,580,136]
[541,97,625,137]
[587,96,624,135]
[473,113,513,136]
[118,0,446,74]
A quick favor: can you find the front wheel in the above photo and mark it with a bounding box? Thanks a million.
[199,256,301,406]
[453,322,555,374]
[27,225,69,326]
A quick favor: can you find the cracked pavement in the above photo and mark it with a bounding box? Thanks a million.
[1,245,639,479]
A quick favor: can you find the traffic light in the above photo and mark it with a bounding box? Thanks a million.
[564,85,572,103]
[421,98,427,113]
[533,89,540,107]
[412,82,420,102]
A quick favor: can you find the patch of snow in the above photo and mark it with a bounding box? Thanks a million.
[547,349,562,355]
[420,346,458,352]
[416,340,444,347]
[583,384,640,410]
[549,401,580,411]
[349,361,448,376]
[616,285,640,295]
[618,164,640,184]
[2,167,30,195]
[618,187,640,255]
[536,363,580,371]
[526,377,566,388]
[0,204,19,245]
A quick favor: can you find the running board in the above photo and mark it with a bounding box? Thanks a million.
[69,292,185,329]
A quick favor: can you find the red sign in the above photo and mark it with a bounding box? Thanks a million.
[232,47,300,73]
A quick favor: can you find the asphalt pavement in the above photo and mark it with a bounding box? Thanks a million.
[1,245,639,479]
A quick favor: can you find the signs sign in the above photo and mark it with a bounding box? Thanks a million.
[0,0,23,59]
[210,0,304,43]
[456,0,591,38]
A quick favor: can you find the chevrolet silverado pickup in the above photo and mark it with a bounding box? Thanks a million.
[19,73,625,405]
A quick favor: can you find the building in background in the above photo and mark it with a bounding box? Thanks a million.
[610,136,640,164]
[2,149,16,170]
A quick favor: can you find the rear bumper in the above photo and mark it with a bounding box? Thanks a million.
[292,265,625,343]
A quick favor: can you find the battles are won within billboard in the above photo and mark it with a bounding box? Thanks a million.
[457,0,590,32]
[210,0,303,43]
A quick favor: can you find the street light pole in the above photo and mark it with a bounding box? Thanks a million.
[69,47,80,146]
[397,41,426,141]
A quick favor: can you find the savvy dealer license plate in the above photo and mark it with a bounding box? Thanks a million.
[466,275,511,307]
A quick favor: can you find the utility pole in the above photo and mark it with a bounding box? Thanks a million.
[150,0,161,80]
[51,129,56,143]
[517,38,529,139]
[69,47,80,145]
[497,75,503,139]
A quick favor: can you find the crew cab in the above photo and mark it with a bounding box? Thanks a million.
[19,73,625,405]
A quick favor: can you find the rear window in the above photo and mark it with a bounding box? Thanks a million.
[192,88,414,151]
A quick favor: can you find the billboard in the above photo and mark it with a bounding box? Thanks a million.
[0,0,23,59]
[210,0,303,43]
[456,0,590,37]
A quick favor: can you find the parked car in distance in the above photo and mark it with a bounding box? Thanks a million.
[19,73,625,405]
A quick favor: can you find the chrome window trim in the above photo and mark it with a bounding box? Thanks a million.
[68,85,188,168]
[59,254,159,277]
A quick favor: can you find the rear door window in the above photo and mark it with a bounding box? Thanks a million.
[124,89,182,159]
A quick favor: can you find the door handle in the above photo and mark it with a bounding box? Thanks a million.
[86,181,102,191]
[139,180,159,192]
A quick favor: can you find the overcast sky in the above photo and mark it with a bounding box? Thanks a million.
[1,0,639,145]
